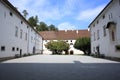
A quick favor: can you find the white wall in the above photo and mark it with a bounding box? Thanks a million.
[90,0,120,58]
[0,1,42,58]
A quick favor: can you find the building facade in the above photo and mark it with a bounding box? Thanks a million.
[0,0,42,58]
[39,30,89,54]
[89,0,120,58]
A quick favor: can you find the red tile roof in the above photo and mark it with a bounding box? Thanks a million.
[39,30,90,40]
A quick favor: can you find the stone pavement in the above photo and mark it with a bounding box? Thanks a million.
[0,55,120,80]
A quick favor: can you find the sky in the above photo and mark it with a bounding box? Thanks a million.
[9,0,110,30]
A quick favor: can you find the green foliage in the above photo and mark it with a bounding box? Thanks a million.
[46,41,69,54]
[28,15,39,27]
[74,37,90,55]
[22,10,28,18]
[48,24,58,31]
[36,22,48,31]
[28,15,58,31]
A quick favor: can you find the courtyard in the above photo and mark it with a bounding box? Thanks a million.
[0,55,120,80]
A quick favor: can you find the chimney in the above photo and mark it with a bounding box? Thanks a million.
[76,30,78,34]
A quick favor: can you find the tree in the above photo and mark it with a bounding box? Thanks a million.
[48,24,58,31]
[46,41,69,54]
[22,10,28,18]
[28,15,38,27]
[36,22,48,31]
[74,37,90,55]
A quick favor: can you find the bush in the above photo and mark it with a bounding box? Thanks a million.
[74,37,90,55]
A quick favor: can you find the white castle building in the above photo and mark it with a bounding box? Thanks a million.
[0,0,43,58]
[89,0,120,58]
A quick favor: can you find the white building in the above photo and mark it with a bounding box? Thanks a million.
[89,0,120,58]
[39,30,89,55]
[0,0,42,58]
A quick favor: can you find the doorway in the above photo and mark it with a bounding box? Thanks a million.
[33,47,35,54]
[20,49,22,57]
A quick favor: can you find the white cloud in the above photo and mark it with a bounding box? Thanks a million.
[9,0,77,21]
[76,4,106,21]
[57,22,77,30]
[8,0,28,11]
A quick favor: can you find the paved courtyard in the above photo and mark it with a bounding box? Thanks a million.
[0,55,120,80]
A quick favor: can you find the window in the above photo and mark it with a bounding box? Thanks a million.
[109,13,113,20]
[25,33,27,40]
[70,43,73,45]
[1,46,5,51]
[10,12,13,16]
[110,13,113,19]
[21,21,23,24]
[71,40,72,42]
[31,36,33,42]
[20,29,22,39]
[93,24,95,27]
[12,47,15,51]
[97,30,100,40]
[16,48,19,51]
[112,30,115,41]
[109,15,111,20]
[4,11,6,18]
[93,47,95,52]
[102,14,105,19]
[27,26,29,28]
[94,32,96,41]
[103,25,106,36]
[97,20,99,24]
[15,26,18,37]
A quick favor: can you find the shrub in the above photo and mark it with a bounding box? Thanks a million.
[74,37,90,55]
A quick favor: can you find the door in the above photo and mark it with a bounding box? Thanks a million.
[96,46,100,55]
[33,47,35,54]
[20,49,22,57]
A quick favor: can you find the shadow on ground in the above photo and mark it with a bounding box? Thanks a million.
[0,61,120,80]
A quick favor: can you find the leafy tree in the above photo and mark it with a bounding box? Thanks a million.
[48,24,58,31]
[22,10,28,18]
[74,37,90,55]
[36,22,48,31]
[28,15,58,31]
[28,15,38,27]
[46,41,69,54]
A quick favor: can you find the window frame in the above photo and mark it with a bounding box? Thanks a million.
[15,26,18,37]
[20,29,22,39]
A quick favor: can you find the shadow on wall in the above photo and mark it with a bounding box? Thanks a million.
[0,62,120,80]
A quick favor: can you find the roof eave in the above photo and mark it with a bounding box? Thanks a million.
[88,0,113,28]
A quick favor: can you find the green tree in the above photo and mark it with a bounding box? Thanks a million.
[28,15,38,27]
[48,24,58,31]
[46,41,69,54]
[22,10,28,18]
[74,37,90,55]
[36,22,48,31]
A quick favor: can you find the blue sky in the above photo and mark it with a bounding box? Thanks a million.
[9,0,110,30]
